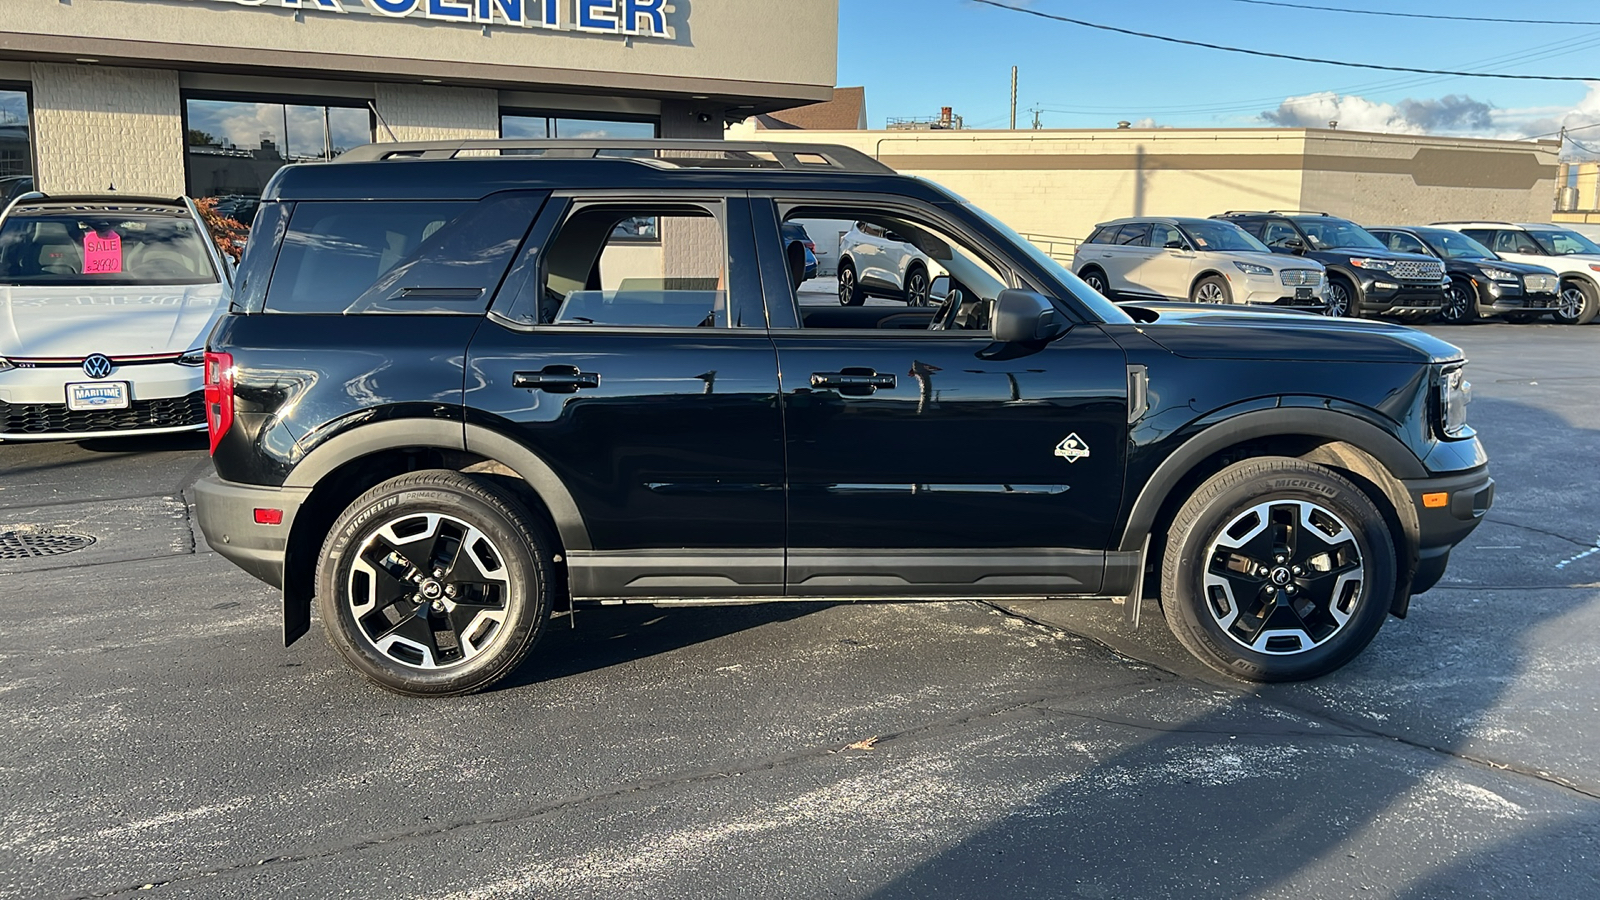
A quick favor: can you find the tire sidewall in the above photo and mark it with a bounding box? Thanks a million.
[1443,277,1477,323]
[316,475,550,696]
[1326,277,1357,318]
[1553,278,1598,325]
[838,262,863,306]
[1163,461,1395,682]
[1192,275,1231,304]
[904,264,930,306]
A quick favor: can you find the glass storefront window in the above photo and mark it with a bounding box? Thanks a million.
[184,96,373,217]
[0,87,34,203]
[500,113,657,141]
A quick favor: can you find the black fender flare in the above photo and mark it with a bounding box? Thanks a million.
[1118,407,1426,553]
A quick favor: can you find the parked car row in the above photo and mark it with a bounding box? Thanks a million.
[1055,210,1598,326]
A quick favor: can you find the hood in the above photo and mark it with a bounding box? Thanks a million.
[1121,302,1463,364]
[1218,250,1321,272]
[1464,258,1558,276]
[0,283,227,358]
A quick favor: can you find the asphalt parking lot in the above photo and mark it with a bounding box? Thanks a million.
[3,320,1598,899]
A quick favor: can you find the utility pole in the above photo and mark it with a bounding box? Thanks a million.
[1030,106,1043,130]
[1010,66,1018,131]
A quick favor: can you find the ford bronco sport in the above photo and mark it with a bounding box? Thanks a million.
[193,140,1492,696]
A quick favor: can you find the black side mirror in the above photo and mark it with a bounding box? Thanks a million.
[884,231,907,244]
[993,289,1069,343]
[930,274,951,302]
[1164,240,1187,250]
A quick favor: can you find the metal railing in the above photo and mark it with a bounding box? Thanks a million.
[1018,232,1082,266]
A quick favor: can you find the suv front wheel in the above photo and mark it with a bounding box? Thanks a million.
[1160,457,1395,682]
[315,470,558,696]
[1554,277,1599,325]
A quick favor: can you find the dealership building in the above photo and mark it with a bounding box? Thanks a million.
[0,0,836,199]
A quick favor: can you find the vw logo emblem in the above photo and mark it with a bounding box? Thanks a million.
[82,354,114,379]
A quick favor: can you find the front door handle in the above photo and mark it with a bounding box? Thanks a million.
[811,368,896,395]
[513,365,600,393]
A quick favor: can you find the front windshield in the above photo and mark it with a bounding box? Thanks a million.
[0,210,217,286]
[1420,229,1495,260]
[1530,229,1600,256]
[1292,217,1385,251]
[961,201,1133,324]
[1179,221,1270,253]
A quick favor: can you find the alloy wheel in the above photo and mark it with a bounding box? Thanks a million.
[1202,500,1365,655]
[838,268,856,306]
[1442,283,1473,322]
[906,269,930,306]
[1324,282,1350,317]
[346,511,512,670]
[1559,286,1586,319]
[1195,282,1227,303]
[1084,271,1108,294]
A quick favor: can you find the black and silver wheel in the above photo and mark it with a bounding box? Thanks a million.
[1324,277,1356,318]
[1191,275,1231,304]
[1080,267,1111,297]
[904,264,931,306]
[1160,457,1394,682]
[838,262,864,306]
[1441,277,1478,324]
[1553,278,1599,325]
[316,470,557,696]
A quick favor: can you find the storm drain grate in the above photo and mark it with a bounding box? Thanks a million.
[0,531,97,560]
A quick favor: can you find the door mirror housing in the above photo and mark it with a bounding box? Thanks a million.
[993,289,1069,343]
[1271,237,1306,255]
[929,274,951,302]
[1164,240,1187,250]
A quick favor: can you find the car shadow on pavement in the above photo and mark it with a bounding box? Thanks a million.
[493,601,837,691]
[858,395,1600,898]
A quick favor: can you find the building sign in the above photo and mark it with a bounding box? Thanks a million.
[159,0,675,38]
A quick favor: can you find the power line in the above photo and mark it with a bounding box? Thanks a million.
[971,0,1599,82]
[1220,0,1600,27]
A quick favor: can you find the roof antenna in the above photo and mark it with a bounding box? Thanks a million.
[367,101,399,142]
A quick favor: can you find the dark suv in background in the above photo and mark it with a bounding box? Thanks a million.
[1366,226,1560,324]
[193,140,1491,696]
[1215,211,1446,320]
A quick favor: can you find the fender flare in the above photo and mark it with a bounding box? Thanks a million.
[1118,407,1426,552]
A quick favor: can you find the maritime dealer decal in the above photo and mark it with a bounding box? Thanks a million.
[146,0,677,39]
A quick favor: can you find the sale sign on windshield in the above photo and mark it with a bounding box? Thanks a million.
[83,232,123,274]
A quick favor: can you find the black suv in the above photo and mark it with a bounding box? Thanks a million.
[193,140,1492,696]
[1366,226,1561,324]
[1215,211,1447,320]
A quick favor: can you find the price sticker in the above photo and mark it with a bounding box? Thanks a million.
[83,231,123,274]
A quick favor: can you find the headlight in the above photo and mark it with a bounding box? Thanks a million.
[1480,267,1518,281]
[177,348,206,367]
[1349,257,1392,271]
[1438,366,1472,438]
[1234,262,1272,276]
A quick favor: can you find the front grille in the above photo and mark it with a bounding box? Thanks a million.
[1524,273,1559,293]
[1279,269,1322,287]
[0,391,204,435]
[1390,259,1444,282]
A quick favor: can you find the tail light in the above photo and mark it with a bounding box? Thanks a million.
[203,350,234,455]
[803,240,816,252]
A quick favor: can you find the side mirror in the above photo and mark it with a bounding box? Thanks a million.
[884,231,907,244]
[993,289,1069,343]
[930,274,951,302]
[1164,240,1188,251]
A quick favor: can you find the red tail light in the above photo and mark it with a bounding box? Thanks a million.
[803,240,816,252]
[203,351,234,455]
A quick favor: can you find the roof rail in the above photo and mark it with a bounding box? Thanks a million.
[1429,220,1516,227]
[1267,209,1331,216]
[0,191,188,221]
[1216,210,1270,217]
[333,139,896,174]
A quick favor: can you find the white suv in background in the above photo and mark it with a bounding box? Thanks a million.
[1072,216,1326,310]
[1430,221,1600,325]
[837,220,945,306]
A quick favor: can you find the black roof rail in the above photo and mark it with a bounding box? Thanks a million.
[1216,210,1270,217]
[332,139,895,174]
[1267,209,1331,216]
[1429,220,1517,227]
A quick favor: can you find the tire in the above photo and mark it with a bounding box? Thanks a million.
[315,469,558,697]
[1191,275,1232,304]
[1553,277,1599,325]
[1160,457,1395,682]
[1324,276,1358,318]
[1080,267,1111,297]
[1441,277,1478,324]
[838,261,864,306]
[903,264,931,307]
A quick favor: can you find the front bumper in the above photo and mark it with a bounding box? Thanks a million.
[1236,274,1324,309]
[1357,277,1445,315]
[0,362,205,439]
[193,474,311,590]
[1403,465,1494,595]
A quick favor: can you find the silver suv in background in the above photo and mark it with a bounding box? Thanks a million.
[1429,221,1600,325]
[1072,216,1325,310]
[837,219,943,306]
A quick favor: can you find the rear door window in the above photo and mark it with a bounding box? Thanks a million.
[1113,223,1150,246]
[262,194,542,314]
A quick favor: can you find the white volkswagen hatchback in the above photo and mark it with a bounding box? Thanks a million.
[0,194,231,441]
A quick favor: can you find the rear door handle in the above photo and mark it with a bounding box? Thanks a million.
[513,365,600,393]
[811,369,896,394]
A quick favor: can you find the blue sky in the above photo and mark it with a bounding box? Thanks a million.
[837,0,1600,153]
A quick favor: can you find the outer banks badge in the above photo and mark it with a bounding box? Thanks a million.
[1054,433,1090,463]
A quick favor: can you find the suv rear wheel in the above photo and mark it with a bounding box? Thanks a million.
[1079,267,1110,297]
[315,469,557,696]
[1160,457,1395,682]
[1554,277,1599,325]
[838,261,864,306]
[904,263,931,306]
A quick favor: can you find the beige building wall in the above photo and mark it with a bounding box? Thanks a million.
[29,62,184,195]
[749,127,1560,244]
[372,84,498,142]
